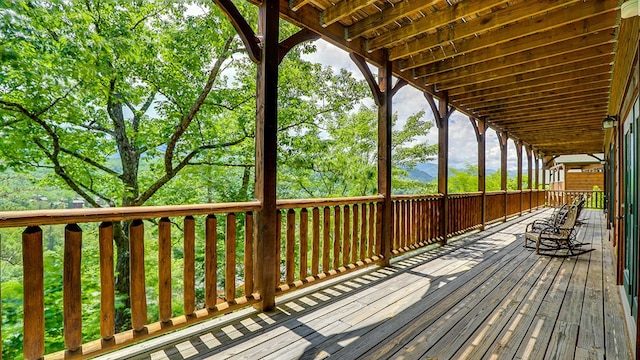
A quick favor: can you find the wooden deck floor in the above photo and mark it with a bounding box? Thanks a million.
[100,209,632,360]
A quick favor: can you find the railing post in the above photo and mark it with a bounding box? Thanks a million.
[99,222,115,341]
[64,224,83,353]
[23,226,44,360]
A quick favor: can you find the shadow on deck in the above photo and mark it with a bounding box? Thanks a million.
[97,210,631,360]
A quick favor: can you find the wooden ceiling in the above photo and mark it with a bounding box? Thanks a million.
[278,0,622,156]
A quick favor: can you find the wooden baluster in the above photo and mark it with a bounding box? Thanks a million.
[376,202,383,255]
[205,215,217,309]
[99,222,115,340]
[300,209,309,279]
[405,200,410,247]
[394,201,400,250]
[343,205,351,265]
[360,203,366,260]
[368,203,375,258]
[412,200,417,245]
[23,226,44,360]
[64,224,83,352]
[352,204,359,263]
[333,206,341,268]
[129,219,147,332]
[158,218,172,323]
[184,216,196,315]
[226,213,237,301]
[312,207,320,276]
[285,209,295,284]
[276,210,282,286]
[245,212,254,295]
[323,207,331,272]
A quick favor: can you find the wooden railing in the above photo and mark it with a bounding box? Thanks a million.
[0,190,546,359]
[546,190,605,209]
[274,196,383,293]
[390,194,443,254]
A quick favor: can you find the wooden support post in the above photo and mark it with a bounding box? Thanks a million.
[471,117,486,230]
[534,150,540,190]
[541,152,547,205]
[377,56,393,265]
[526,145,533,212]
[350,51,403,266]
[516,141,523,216]
[425,91,454,244]
[498,131,508,221]
[254,0,280,311]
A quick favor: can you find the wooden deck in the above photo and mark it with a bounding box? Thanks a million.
[98,209,632,360]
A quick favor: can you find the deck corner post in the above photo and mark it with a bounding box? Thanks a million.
[253,0,280,312]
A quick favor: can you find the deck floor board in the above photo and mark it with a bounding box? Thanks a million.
[99,210,632,360]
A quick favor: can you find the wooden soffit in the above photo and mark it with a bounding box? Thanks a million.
[276,0,626,156]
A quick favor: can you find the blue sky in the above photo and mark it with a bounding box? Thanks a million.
[302,39,520,171]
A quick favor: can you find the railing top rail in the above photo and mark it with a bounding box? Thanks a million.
[486,191,508,195]
[391,194,444,201]
[448,191,483,197]
[0,201,262,229]
[276,195,384,209]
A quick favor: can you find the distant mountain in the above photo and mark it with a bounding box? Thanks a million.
[407,168,435,183]
[408,163,521,184]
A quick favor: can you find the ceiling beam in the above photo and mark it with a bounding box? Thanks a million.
[395,4,616,65]
[413,21,616,77]
[346,0,441,40]
[419,39,614,85]
[459,81,611,108]
[367,0,513,52]
[450,65,612,99]
[321,0,377,27]
[429,46,615,90]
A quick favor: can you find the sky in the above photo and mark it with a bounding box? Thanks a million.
[301,39,520,172]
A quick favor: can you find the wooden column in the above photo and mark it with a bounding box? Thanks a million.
[498,131,508,221]
[378,58,393,265]
[526,145,533,212]
[534,150,540,190]
[471,117,486,230]
[350,52,405,266]
[516,141,523,215]
[426,92,454,244]
[254,0,280,311]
